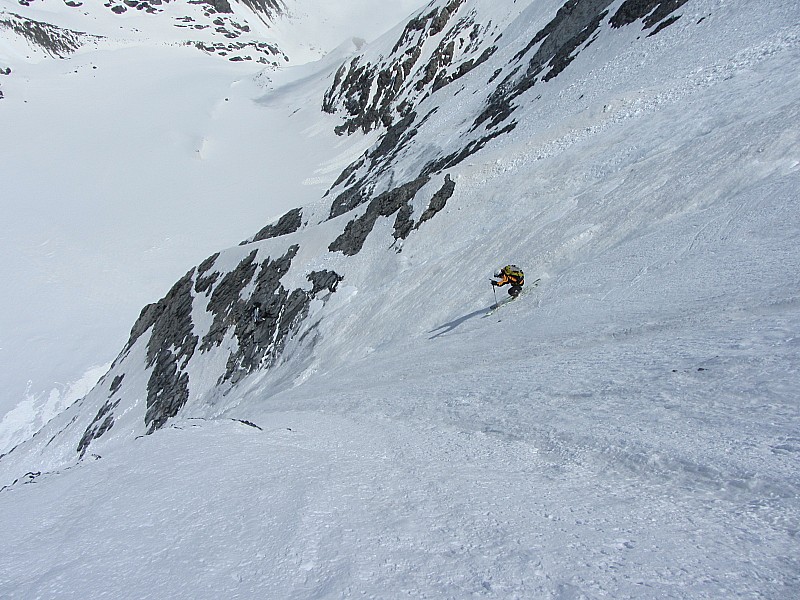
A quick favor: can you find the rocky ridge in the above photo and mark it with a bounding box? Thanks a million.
[0,10,98,58]
[318,0,691,259]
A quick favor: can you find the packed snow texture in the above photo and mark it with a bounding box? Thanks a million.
[1,0,799,598]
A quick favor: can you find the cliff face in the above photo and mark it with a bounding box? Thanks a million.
[2,0,703,468]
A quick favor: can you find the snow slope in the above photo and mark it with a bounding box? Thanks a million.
[1,0,799,597]
[0,0,427,451]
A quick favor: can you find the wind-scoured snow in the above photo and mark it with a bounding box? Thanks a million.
[1,0,799,598]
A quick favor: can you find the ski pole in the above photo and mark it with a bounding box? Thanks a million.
[492,283,498,308]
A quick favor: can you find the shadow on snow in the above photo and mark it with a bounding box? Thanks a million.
[428,305,495,339]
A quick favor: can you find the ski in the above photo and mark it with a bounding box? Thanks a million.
[484,278,540,317]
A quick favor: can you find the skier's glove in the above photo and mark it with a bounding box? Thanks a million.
[490,280,498,286]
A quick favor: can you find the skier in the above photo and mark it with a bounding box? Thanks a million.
[491,265,524,298]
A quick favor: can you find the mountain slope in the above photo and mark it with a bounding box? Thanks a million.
[0,0,427,450]
[8,0,793,463]
[1,0,799,597]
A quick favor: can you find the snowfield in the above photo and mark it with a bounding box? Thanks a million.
[1,0,799,598]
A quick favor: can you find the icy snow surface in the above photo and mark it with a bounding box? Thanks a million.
[1,0,799,598]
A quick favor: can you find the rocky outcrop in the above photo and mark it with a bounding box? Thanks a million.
[76,399,119,458]
[97,241,344,441]
[203,0,234,13]
[246,208,303,243]
[476,0,690,131]
[327,110,427,220]
[103,1,169,16]
[143,271,198,432]
[101,0,283,19]
[194,39,285,63]
[330,177,431,255]
[0,12,98,57]
[609,0,690,30]
[200,246,300,383]
[198,250,261,351]
[322,0,497,134]
[238,0,284,19]
[5,0,287,64]
[321,0,694,267]
[329,173,457,256]
[184,1,288,63]
[415,174,456,228]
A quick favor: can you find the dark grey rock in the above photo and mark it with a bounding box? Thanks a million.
[195,252,221,295]
[202,246,298,382]
[201,251,260,351]
[308,270,344,296]
[323,0,471,135]
[416,174,456,228]
[390,173,457,242]
[423,122,517,175]
[203,0,233,13]
[648,15,682,36]
[93,268,196,438]
[371,112,418,164]
[247,207,303,243]
[77,399,120,457]
[328,111,421,220]
[109,374,124,396]
[238,0,283,18]
[125,302,163,353]
[110,235,343,438]
[328,184,369,220]
[329,176,431,255]
[208,246,343,386]
[475,0,616,131]
[143,272,198,433]
[432,45,497,93]
[0,12,98,57]
[393,203,415,241]
[610,0,689,30]
[146,351,190,433]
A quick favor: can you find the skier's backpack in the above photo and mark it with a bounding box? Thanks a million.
[502,265,524,285]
